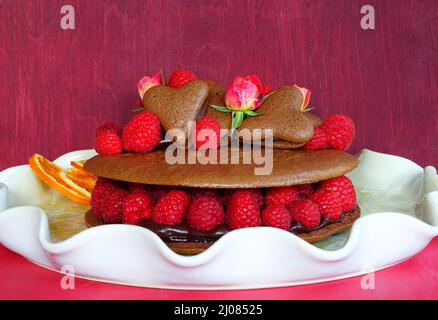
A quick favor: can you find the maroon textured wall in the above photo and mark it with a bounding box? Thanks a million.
[0,0,437,170]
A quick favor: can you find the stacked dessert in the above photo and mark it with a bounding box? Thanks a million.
[83,69,359,254]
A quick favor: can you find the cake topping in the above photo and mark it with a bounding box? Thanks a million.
[168,69,198,88]
[304,126,328,151]
[320,114,356,151]
[95,122,122,137]
[192,116,221,150]
[294,85,312,112]
[209,75,276,130]
[137,72,162,99]
[95,130,123,156]
[121,111,162,153]
[239,86,314,146]
[142,80,209,137]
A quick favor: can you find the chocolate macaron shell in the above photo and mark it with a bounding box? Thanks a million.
[305,113,323,127]
[142,80,209,134]
[239,86,314,145]
[203,80,232,130]
[272,140,306,149]
[84,148,359,188]
[251,114,321,149]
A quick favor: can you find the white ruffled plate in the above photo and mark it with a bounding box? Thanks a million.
[0,149,437,289]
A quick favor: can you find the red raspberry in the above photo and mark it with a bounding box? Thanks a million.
[251,189,264,209]
[311,189,342,221]
[152,190,190,225]
[122,112,162,153]
[222,189,234,206]
[168,69,198,88]
[95,131,123,156]
[319,176,356,212]
[265,186,299,206]
[191,188,221,201]
[226,190,261,230]
[122,192,152,225]
[91,178,127,223]
[96,122,122,137]
[296,184,314,199]
[193,116,221,149]
[91,178,114,215]
[259,84,273,96]
[288,199,321,229]
[222,189,263,209]
[304,127,327,151]
[149,186,170,205]
[127,183,149,194]
[321,115,355,151]
[262,205,292,230]
[187,196,225,231]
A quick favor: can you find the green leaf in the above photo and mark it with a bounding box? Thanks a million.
[160,68,166,86]
[302,107,315,113]
[244,110,262,117]
[261,90,275,103]
[209,104,232,113]
[132,107,145,113]
[231,111,245,129]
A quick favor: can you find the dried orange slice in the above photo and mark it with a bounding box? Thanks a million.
[29,154,94,205]
[70,160,87,171]
[70,160,97,181]
[65,168,96,192]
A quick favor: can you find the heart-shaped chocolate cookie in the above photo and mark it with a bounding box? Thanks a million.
[142,80,209,135]
[239,86,314,146]
[203,80,232,130]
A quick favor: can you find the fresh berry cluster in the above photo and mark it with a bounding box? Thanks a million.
[304,115,356,151]
[91,176,356,232]
[95,68,355,155]
[95,111,162,156]
[93,69,278,155]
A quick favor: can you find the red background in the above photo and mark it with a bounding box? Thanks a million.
[0,0,437,299]
[0,0,437,169]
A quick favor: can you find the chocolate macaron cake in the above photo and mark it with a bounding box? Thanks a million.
[85,71,360,255]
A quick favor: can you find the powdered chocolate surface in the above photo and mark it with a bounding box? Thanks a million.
[239,86,314,144]
[84,148,359,188]
[142,80,209,134]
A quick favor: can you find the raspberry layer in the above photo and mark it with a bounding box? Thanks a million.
[85,206,360,250]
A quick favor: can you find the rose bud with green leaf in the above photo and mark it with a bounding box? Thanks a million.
[209,75,273,129]
[137,72,162,99]
[294,84,312,112]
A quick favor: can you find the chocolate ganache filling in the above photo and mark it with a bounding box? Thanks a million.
[85,208,359,244]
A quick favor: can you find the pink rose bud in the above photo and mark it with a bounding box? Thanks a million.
[137,73,162,98]
[225,75,262,111]
[294,85,311,112]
